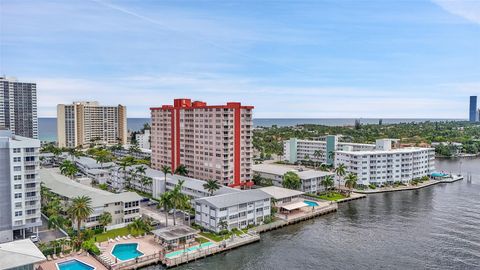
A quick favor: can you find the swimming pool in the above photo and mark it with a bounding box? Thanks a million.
[111,243,143,261]
[56,259,95,270]
[165,242,215,259]
[431,172,448,177]
[304,200,319,207]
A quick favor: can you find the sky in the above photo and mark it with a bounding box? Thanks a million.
[1,0,479,118]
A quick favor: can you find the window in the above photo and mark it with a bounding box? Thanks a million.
[14,184,22,189]
[14,193,22,199]
[15,202,22,208]
[13,157,21,162]
[15,211,23,217]
[14,175,21,181]
[14,166,21,172]
[13,148,21,153]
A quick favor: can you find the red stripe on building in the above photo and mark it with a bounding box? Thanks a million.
[175,108,181,170]
[170,109,175,170]
[234,106,241,187]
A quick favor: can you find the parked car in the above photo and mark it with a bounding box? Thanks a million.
[30,235,39,243]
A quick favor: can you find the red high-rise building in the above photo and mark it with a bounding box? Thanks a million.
[150,99,254,187]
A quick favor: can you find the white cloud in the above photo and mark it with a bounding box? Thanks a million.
[432,0,480,24]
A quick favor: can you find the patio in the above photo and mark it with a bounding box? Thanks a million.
[276,199,331,221]
[38,253,108,270]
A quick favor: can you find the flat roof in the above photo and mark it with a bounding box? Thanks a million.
[152,225,198,241]
[336,147,435,155]
[40,168,142,207]
[74,156,115,169]
[281,201,309,211]
[253,164,334,179]
[0,239,46,269]
[259,186,304,200]
[195,189,270,209]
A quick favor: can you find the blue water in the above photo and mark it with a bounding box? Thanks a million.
[165,242,215,259]
[304,200,319,207]
[112,243,143,261]
[39,118,463,142]
[57,259,94,270]
[431,172,448,177]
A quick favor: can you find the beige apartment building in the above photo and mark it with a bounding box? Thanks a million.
[57,101,127,148]
[150,98,254,187]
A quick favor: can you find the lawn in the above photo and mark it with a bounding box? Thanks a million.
[94,227,132,243]
[307,192,347,201]
[199,231,225,242]
[195,237,210,244]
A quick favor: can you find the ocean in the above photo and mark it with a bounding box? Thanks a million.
[38,117,463,142]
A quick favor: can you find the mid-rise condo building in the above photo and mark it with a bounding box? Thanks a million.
[57,101,127,148]
[252,163,335,194]
[0,130,42,243]
[40,168,142,230]
[150,98,254,187]
[0,76,38,139]
[194,189,271,232]
[335,139,435,186]
[283,136,375,165]
[135,129,151,149]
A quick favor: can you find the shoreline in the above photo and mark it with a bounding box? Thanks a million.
[354,175,463,194]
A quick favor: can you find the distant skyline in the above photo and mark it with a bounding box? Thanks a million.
[1,0,479,118]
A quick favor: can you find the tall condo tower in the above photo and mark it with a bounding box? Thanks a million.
[0,76,38,139]
[57,101,127,148]
[470,96,478,122]
[150,98,254,187]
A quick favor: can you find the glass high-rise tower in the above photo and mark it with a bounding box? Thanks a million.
[470,96,478,122]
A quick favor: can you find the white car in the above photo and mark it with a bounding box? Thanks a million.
[30,235,39,243]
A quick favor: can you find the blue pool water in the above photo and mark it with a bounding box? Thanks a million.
[304,200,319,207]
[57,259,94,270]
[165,242,215,259]
[112,243,144,261]
[431,172,448,177]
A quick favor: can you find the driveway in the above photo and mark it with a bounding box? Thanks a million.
[37,215,68,243]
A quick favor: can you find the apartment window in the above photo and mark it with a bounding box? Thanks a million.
[14,175,22,181]
[13,148,21,153]
[14,193,22,199]
[15,211,23,217]
[14,184,22,190]
[13,157,21,162]
[14,166,21,172]
[15,202,22,208]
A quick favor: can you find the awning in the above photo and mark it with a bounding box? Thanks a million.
[281,201,308,211]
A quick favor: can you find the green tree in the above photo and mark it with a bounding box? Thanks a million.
[321,175,335,193]
[203,179,220,196]
[344,173,358,197]
[158,191,172,227]
[334,163,347,188]
[174,164,189,176]
[98,212,112,232]
[282,171,301,190]
[68,195,93,232]
[169,180,186,226]
[161,165,172,193]
[60,160,78,179]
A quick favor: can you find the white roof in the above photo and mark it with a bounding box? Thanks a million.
[0,239,46,269]
[253,164,334,179]
[259,186,304,200]
[40,168,142,207]
[194,189,270,209]
[281,201,308,211]
[336,147,434,155]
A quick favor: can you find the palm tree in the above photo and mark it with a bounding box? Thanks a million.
[95,149,113,169]
[174,164,188,176]
[321,175,335,194]
[203,179,220,196]
[51,147,62,164]
[319,163,329,172]
[158,191,172,227]
[140,176,152,193]
[60,160,78,179]
[119,157,134,189]
[344,173,358,197]
[129,143,141,154]
[313,150,322,169]
[218,220,229,242]
[68,195,93,233]
[67,147,82,161]
[127,218,144,236]
[169,180,186,226]
[282,171,301,190]
[98,212,112,232]
[334,163,347,188]
[161,165,172,193]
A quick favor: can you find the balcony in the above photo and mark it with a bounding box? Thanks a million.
[25,196,40,201]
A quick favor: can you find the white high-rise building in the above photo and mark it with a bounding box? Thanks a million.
[57,101,127,148]
[0,76,38,139]
[0,130,42,243]
[135,129,151,149]
[335,139,435,186]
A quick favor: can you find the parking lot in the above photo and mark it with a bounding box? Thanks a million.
[37,216,68,243]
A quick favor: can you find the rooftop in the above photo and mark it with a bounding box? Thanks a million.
[259,186,304,200]
[0,239,46,269]
[152,225,198,241]
[194,189,270,209]
[335,147,435,155]
[253,164,334,179]
[40,168,142,207]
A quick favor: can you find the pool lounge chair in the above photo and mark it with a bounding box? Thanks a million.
[122,235,128,240]
[59,252,64,258]
[52,254,58,260]
[127,234,132,239]
[47,255,52,261]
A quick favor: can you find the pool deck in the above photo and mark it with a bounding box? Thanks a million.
[96,235,162,267]
[38,253,108,270]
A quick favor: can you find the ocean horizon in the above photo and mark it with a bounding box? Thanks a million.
[38,117,464,142]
